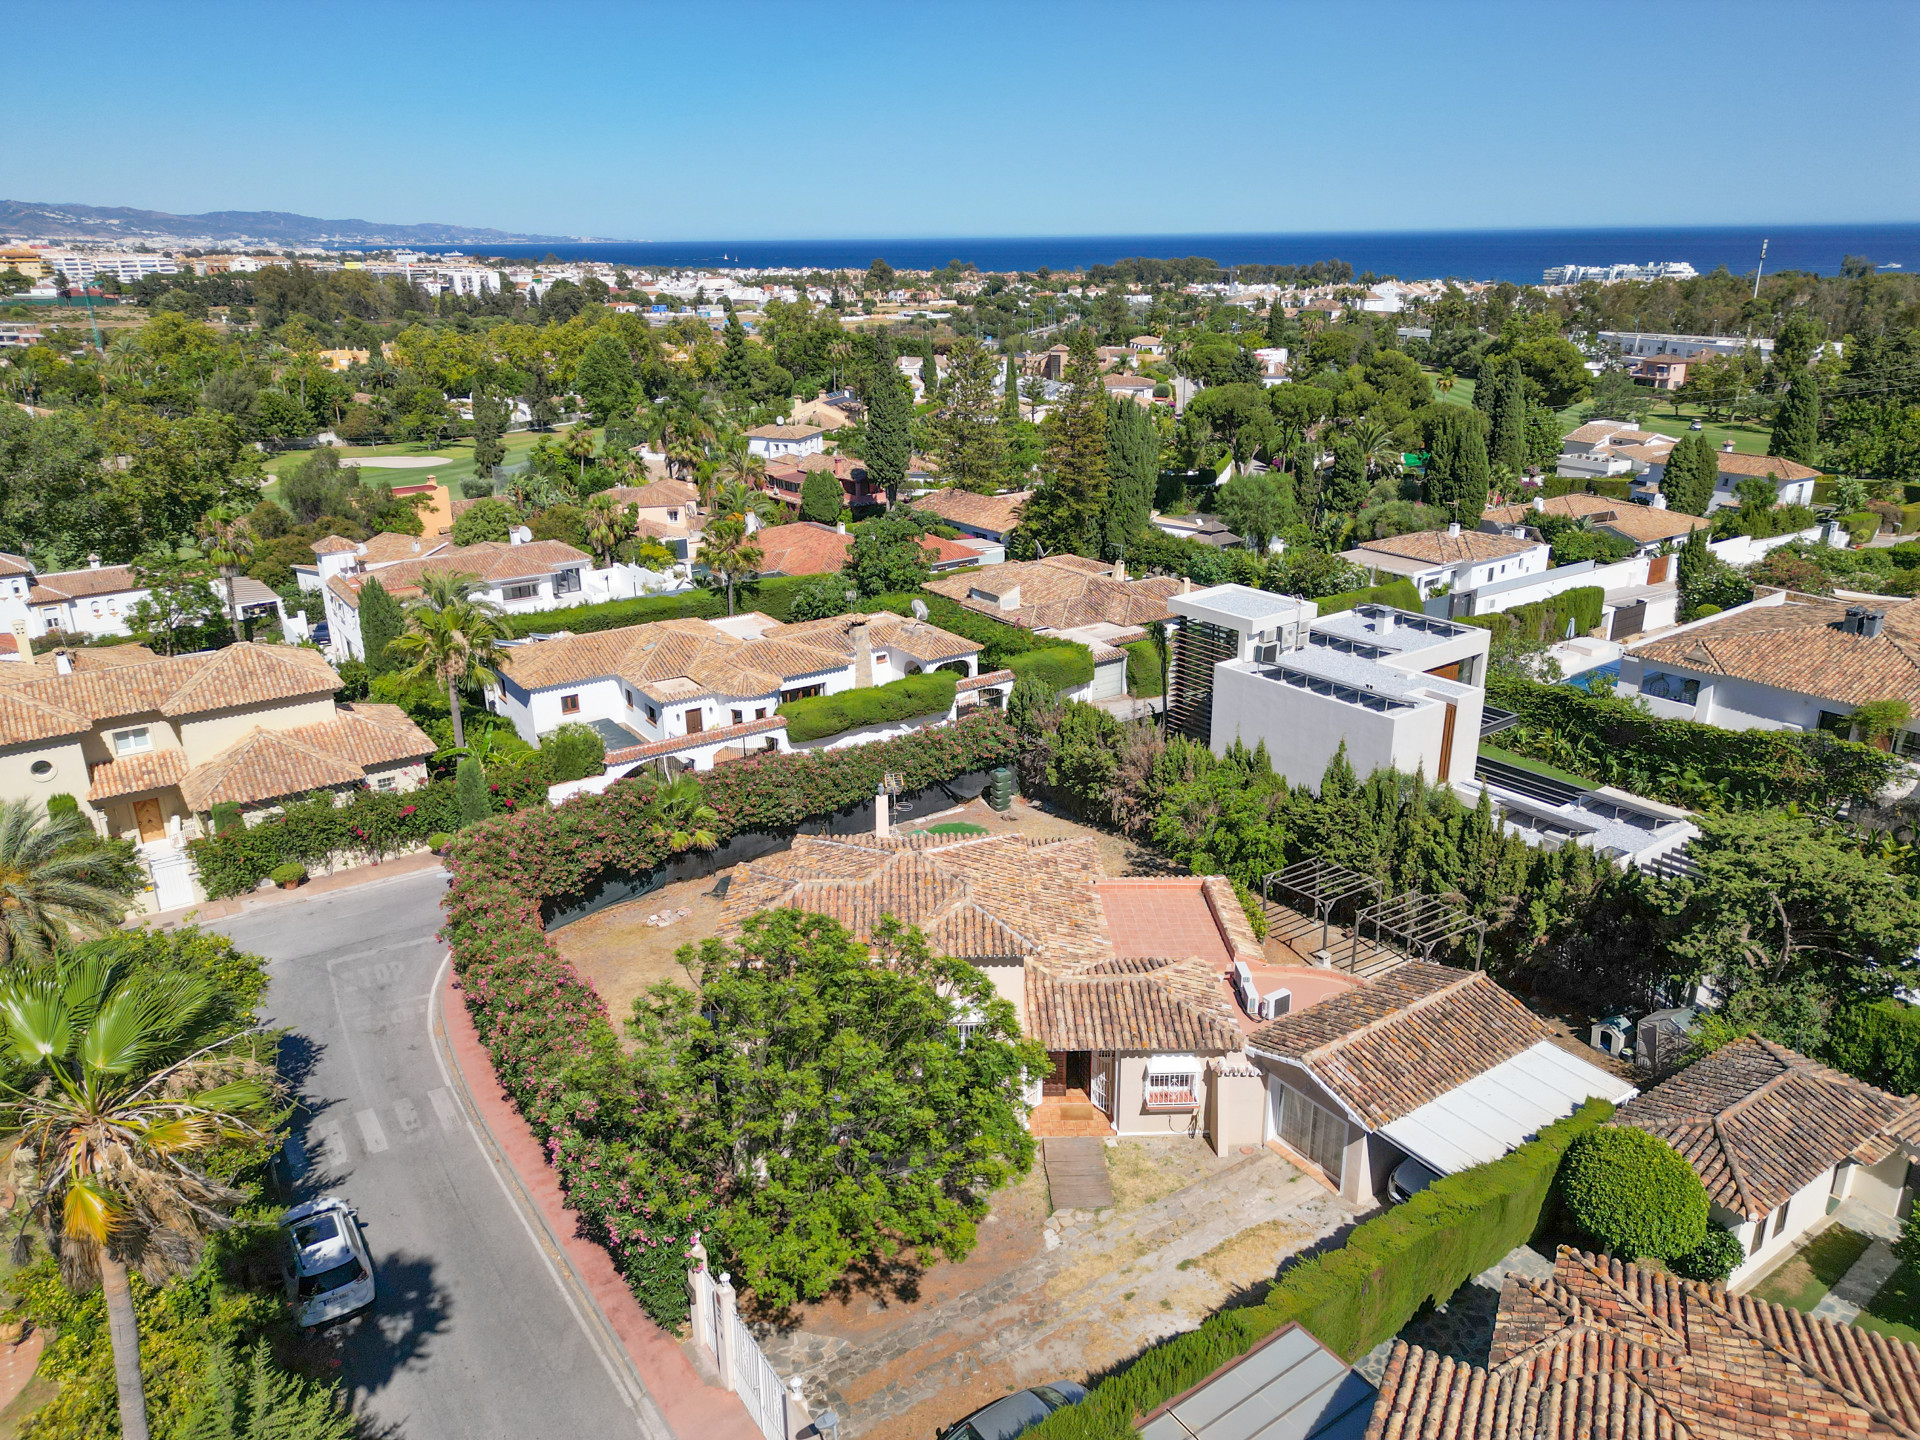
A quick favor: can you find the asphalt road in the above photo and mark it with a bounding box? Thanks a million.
[215,869,656,1440]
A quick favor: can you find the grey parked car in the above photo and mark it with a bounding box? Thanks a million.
[941,1383,1087,1440]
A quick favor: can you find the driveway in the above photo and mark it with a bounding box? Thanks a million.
[213,869,658,1440]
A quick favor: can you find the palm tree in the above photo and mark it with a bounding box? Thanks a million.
[1436,368,1456,396]
[0,956,281,1440]
[0,800,141,965]
[586,493,638,565]
[387,583,508,748]
[645,775,718,851]
[697,515,762,617]
[710,479,780,529]
[416,567,483,612]
[561,421,597,489]
[1350,419,1400,480]
[196,506,254,641]
[713,440,766,496]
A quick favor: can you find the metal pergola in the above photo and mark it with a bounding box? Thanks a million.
[1263,859,1381,958]
[1354,890,1487,971]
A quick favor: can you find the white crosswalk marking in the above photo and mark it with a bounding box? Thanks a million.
[355,1108,390,1154]
[394,1097,421,1136]
[429,1087,461,1132]
[311,1120,346,1170]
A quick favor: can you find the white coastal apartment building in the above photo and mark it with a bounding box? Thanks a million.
[309,529,676,665]
[44,253,181,285]
[488,609,1009,776]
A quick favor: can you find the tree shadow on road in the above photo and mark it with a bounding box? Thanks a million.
[329,1250,453,1406]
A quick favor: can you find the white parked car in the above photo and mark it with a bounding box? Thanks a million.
[281,1197,376,1327]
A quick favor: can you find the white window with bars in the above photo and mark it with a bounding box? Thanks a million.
[1143,1057,1200,1111]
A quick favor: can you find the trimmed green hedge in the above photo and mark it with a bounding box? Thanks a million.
[779,672,958,743]
[1023,1099,1612,1440]
[1125,639,1164,697]
[1836,511,1881,546]
[499,575,818,637]
[1315,577,1422,617]
[1008,643,1095,692]
[1465,586,1605,643]
[1560,1126,1708,1260]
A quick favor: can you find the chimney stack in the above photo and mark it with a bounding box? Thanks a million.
[1113,556,1127,582]
[87,553,101,570]
[8,620,32,669]
[54,650,73,675]
[1652,493,1669,510]
[1721,441,1735,453]
[874,782,890,838]
[1447,521,1461,537]
[850,620,873,688]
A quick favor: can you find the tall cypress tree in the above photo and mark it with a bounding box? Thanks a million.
[1660,433,1716,516]
[1485,358,1527,473]
[1324,438,1369,516]
[358,576,404,674]
[1001,354,1021,424]
[861,332,912,508]
[1103,396,1159,559]
[1022,329,1109,556]
[1422,407,1491,524]
[1770,372,1820,467]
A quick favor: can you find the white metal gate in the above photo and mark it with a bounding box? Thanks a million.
[730,1309,787,1440]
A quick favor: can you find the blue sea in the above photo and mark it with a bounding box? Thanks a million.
[477,224,1920,284]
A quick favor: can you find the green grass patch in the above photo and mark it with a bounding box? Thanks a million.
[779,671,958,743]
[1630,406,1772,457]
[1747,1225,1874,1312]
[1858,1261,1920,1345]
[1478,743,1595,789]
[916,821,989,836]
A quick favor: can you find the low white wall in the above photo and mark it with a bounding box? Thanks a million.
[1710,524,1834,568]
[1466,556,1651,617]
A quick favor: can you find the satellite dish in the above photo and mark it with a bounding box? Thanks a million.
[910,599,928,622]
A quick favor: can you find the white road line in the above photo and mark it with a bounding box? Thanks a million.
[312,1120,347,1169]
[427,952,657,1435]
[429,1087,460,1131]
[394,1097,422,1136]
[355,1109,390,1154]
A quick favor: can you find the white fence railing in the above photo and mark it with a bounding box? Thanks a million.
[689,1236,797,1440]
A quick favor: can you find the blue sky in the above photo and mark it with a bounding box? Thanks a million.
[18,0,1918,240]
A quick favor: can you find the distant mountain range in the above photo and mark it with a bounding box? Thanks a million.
[0,199,595,248]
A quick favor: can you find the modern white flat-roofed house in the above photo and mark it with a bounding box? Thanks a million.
[1341,525,1550,601]
[1166,585,1489,791]
[486,610,992,768]
[1617,591,1920,752]
[1612,1036,1918,1288]
[1598,330,1774,362]
[744,423,825,462]
[1631,442,1821,511]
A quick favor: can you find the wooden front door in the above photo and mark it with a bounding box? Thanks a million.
[685,708,703,734]
[133,797,165,843]
[1043,1051,1092,1098]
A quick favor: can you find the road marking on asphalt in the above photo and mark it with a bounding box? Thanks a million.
[312,1120,347,1170]
[355,1109,390,1154]
[394,1097,422,1136]
[429,1087,461,1131]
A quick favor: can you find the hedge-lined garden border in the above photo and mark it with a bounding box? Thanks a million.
[779,671,958,742]
[439,711,1024,1322]
[1022,1098,1613,1440]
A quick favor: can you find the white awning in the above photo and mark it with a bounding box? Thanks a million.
[1377,1040,1638,1176]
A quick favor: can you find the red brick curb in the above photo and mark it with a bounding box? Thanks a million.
[436,960,762,1440]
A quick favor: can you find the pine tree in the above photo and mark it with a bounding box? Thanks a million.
[717,314,754,402]
[1000,354,1021,424]
[1770,371,1820,467]
[928,337,1007,494]
[861,332,912,508]
[357,576,404,674]
[1103,396,1159,559]
[1022,329,1109,556]
[456,756,490,828]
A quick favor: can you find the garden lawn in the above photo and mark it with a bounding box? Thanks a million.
[1856,1261,1920,1347]
[1746,1225,1874,1312]
[1477,743,1594,790]
[1630,406,1772,457]
[262,429,564,499]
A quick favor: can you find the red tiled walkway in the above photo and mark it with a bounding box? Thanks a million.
[1030,1089,1116,1138]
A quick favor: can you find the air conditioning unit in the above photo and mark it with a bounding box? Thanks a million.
[1258,988,1292,1020]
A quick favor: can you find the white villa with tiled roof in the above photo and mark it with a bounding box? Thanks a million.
[1343,525,1550,601]
[309,531,680,665]
[1619,590,1920,752]
[0,642,430,911]
[487,609,1010,772]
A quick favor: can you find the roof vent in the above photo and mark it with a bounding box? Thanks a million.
[1447,521,1461,537]
[1721,440,1736,453]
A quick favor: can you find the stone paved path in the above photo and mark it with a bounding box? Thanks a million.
[756,1145,1358,1440]
[1812,1240,1903,1323]
[1044,1138,1115,1210]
